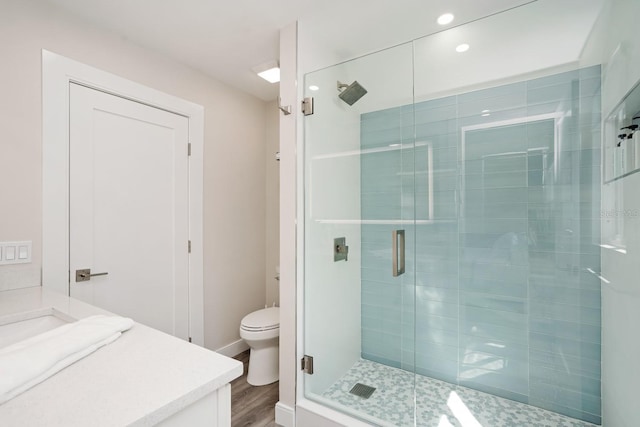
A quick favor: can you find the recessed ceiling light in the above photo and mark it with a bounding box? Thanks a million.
[481,109,491,117]
[456,43,470,53]
[252,60,280,83]
[309,85,319,91]
[258,67,280,83]
[437,13,454,25]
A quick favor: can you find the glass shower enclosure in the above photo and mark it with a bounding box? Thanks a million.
[302,1,603,426]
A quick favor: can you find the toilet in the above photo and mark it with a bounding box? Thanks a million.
[240,306,280,386]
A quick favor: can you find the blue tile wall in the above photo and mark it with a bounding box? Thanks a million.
[360,66,602,424]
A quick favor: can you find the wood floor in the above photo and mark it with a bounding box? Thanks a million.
[231,350,279,427]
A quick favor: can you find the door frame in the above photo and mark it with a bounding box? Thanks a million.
[42,50,205,346]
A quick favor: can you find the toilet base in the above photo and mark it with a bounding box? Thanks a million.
[247,345,279,386]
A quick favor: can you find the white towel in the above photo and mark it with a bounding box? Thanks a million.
[0,315,134,404]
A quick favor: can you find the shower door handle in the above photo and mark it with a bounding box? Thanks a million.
[392,230,405,277]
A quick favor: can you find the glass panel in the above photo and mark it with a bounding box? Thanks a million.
[411,0,602,425]
[303,42,416,425]
[302,1,603,426]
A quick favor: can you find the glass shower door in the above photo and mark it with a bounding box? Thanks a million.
[409,2,602,424]
[301,2,603,426]
[302,42,417,426]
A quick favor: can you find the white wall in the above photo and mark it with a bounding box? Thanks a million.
[413,0,604,102]
[0,0,268,352]
[277,22,298,426]
[583,1,640,426]
[300,0,604,107]
[265,100,281,306]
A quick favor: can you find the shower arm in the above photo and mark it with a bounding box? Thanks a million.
[337,81,349,91]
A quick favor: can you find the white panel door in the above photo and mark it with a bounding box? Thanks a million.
[69,83,190,340]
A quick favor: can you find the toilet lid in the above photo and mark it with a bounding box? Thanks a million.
[241,307,280,331]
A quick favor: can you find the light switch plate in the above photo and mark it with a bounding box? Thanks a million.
[0,241,32,265]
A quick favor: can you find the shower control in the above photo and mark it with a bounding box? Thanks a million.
[334,237,349,262]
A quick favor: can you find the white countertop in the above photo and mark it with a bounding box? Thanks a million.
[0,287,243,426]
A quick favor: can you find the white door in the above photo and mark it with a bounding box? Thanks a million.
[69,83,190,340]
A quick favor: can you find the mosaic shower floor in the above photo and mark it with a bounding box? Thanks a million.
[322,359,598,427]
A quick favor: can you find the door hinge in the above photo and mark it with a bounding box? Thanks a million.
[188,240,192,253]
[301,355,314,374]
[302,97,314,116]
[188,143,192,156]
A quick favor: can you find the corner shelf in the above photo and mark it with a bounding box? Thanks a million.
[604,78,640,183]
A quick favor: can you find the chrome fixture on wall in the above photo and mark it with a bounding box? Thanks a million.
[278,96,291,115]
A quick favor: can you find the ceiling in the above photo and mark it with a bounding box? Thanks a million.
[43,0,558,101]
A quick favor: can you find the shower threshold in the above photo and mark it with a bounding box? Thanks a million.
[321,359,599,427]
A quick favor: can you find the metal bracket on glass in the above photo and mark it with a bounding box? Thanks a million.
[301,355,314,374]
[302,97,314,116]
[392,230,405,277]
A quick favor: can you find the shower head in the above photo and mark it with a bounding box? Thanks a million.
[337,80,367,105]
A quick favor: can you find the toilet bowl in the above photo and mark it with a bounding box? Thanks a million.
[240,306,279,386]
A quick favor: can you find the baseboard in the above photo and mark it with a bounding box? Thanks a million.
[275,402,295,427]
[215,339,249,357]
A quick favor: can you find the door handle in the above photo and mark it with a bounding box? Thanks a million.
[75,269,109,282]
[392,230,405,277]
